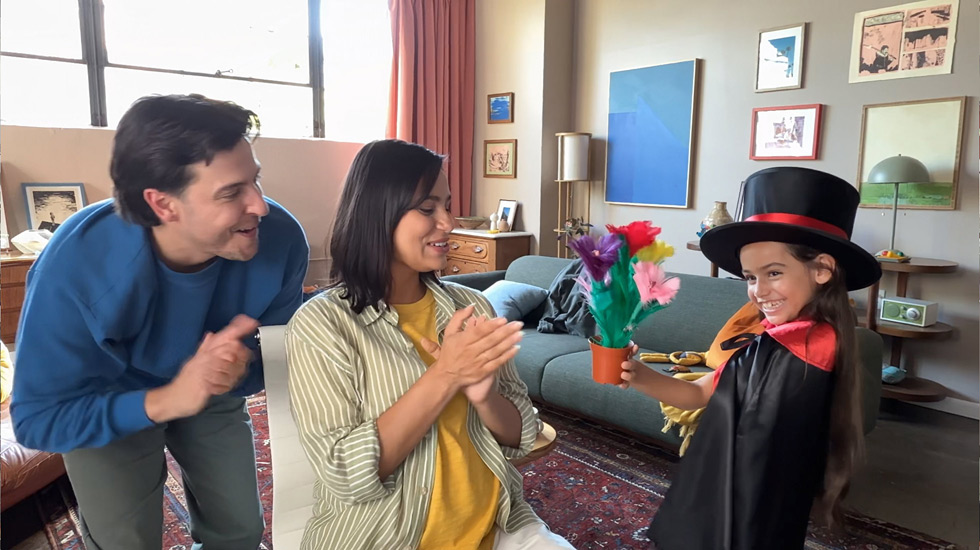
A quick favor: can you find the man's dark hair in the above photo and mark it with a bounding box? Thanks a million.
[110,94,260,226]
[329,139,446,313]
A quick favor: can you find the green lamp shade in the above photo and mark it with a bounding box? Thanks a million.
[867,155,931,184]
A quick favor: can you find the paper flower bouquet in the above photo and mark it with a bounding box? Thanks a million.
[568,221,680,384]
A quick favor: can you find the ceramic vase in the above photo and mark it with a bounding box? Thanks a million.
[697,201,734,238]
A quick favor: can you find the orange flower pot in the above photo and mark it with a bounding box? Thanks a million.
[589,336,633,385]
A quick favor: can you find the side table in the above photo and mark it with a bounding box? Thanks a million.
[686,240,717,278]
[510,422,558,468]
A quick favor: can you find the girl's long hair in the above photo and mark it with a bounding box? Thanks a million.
[788,243,863,528]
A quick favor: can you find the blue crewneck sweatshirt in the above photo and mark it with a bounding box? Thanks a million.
[10,198,309,453]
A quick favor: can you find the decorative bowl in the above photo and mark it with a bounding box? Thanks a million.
[456,216,488,230]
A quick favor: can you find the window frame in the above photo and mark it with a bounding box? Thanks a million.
[0,0,327,137]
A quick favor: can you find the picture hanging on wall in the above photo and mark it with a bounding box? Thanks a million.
[484,139,517,178]
[848,0,958,83]
[605,59,700,208]
[755,23,807,92]
[488,92,514,124]
[22,183,87,232]
[856,96,965,210]
[749,104,822,160]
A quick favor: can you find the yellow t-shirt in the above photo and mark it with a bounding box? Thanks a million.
[393,290,501,550]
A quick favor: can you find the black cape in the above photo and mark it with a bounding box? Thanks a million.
[649,319,836,550]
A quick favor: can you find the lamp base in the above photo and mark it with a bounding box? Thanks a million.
[875,249,912,262]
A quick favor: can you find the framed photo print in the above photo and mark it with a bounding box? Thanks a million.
[496,199,518,229]
[488,92,514,124]
[857,96,965,210]
[22,183,87,232]
[749,104,822,160]
[484,139,517,178]
[755,23,807,92]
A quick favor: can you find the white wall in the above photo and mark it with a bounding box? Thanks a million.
[479,0,980,413]
[0,125,362,285]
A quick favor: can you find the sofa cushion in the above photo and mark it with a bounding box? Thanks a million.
[505,256,574,290]
[539,348,713,444]
[484,280,548,322]
[630,273,748,353]
[513,330,590,398]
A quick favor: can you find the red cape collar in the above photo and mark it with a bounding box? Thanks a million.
[761,318,836,372]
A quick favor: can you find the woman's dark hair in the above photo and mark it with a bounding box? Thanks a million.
[329,139,446,314]
[110,94,260,227]
[787,243,863,529]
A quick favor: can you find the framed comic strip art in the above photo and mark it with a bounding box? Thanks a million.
[849,0,958,83]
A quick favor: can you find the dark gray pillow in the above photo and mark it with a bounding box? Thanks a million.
[483,280,548,322]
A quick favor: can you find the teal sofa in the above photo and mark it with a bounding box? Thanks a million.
[444,255,883,450]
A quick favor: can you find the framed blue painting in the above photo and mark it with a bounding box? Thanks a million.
[605,59,700,208]
[488,92,514,124]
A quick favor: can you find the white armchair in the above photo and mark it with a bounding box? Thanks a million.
[259,325,317,549]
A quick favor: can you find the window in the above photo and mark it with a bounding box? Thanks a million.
[0,0,392,141]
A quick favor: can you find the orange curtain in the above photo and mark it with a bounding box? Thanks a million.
[387,0,475,216]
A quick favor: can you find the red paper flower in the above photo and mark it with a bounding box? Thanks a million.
[605,221,662,256]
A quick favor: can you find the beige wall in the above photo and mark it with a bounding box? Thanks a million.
[479,0,980,414]
[0,125,361,285]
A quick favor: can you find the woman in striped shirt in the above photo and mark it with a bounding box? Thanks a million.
[286,139,574,550]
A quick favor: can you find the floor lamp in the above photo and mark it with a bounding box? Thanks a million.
[865,154,930,262]
[555,132,591,259]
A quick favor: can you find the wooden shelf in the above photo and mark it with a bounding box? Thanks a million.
[855,309,954,340]
[880,376,947,402]
[878,257,958,274]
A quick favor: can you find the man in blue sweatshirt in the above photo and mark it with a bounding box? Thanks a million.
[11,94,309,550]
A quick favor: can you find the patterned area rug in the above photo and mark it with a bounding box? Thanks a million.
[9,394,957,550]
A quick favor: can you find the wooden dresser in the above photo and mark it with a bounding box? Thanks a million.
[442,230,532,276]
[1,254,36,346]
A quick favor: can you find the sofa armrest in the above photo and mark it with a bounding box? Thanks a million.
[441,270,506,292]
[856,327,883,434]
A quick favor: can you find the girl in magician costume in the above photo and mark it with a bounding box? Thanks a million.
[619,167,883,550]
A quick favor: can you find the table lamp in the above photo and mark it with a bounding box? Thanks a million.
[866,154,930,262]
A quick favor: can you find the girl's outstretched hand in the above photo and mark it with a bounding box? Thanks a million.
[618,343,647,390]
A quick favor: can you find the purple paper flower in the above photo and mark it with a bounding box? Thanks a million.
[569,234,623,281]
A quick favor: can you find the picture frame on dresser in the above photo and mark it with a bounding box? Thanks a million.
[22,183,87,232]
[496,199,518,229]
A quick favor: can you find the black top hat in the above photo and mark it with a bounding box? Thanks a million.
[699,167,881,290]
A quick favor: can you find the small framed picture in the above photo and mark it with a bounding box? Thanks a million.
[484,139,517,178]
[488,92,514,123]
[22,183,87,232]
[496,199,518,229]
[749,104,822,160]
[755,23,806,92]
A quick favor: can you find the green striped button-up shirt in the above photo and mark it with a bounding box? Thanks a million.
[285,277,542,550]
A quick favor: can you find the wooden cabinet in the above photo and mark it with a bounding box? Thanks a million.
[442,230,531,276]
[1,254,36,346]
[860,257,957,402]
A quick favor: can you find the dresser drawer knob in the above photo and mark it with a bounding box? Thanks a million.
[451,242,460,250]
[451,266,460,273]
[473,246,484,253]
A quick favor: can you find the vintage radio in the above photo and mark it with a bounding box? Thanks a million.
[879,297,938,328]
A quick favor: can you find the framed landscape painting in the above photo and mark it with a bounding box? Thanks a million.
[857,96,965,209]
[488,92,514,124]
